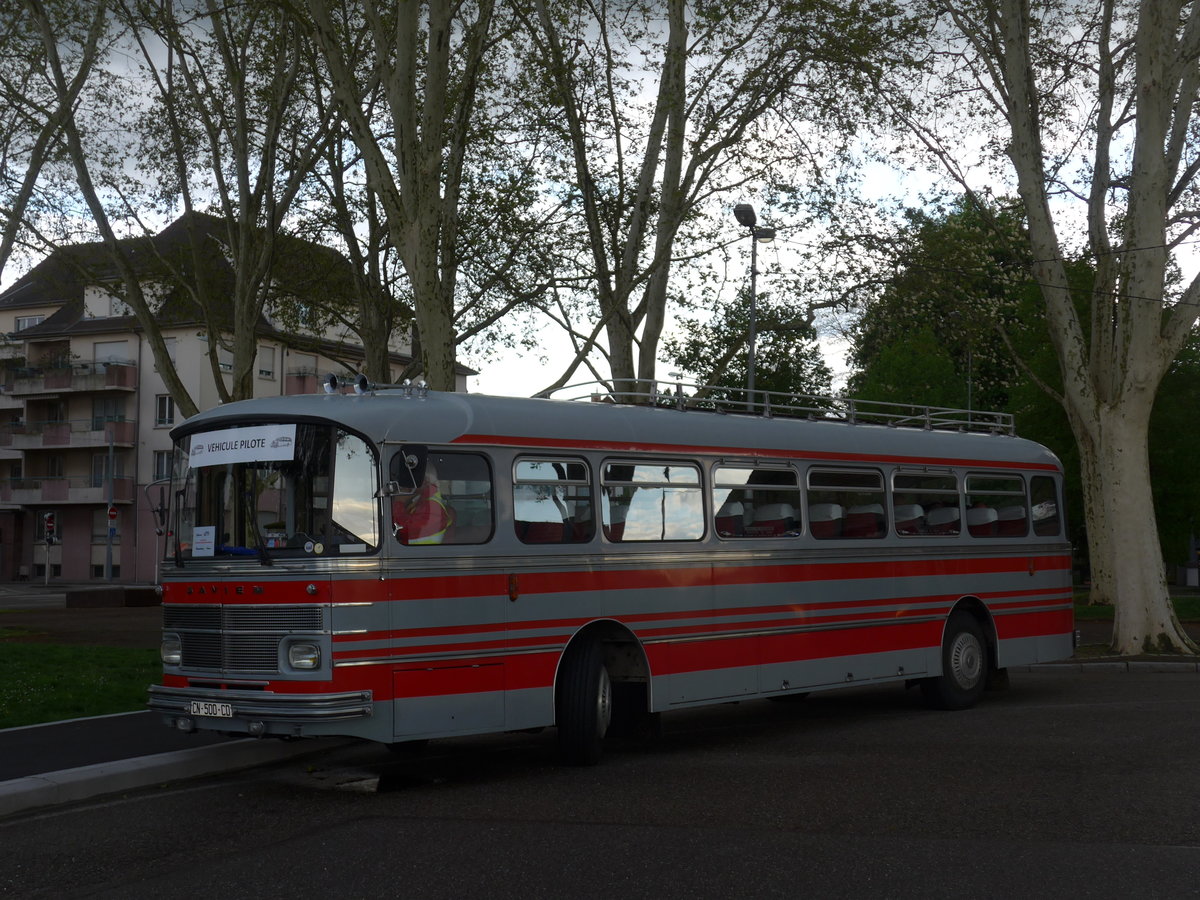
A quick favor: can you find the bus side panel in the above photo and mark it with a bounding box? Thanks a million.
[391,663,506,739]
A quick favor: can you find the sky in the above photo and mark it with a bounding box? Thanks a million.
[465,157,942,399]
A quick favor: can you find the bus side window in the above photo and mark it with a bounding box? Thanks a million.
[602,461,703,542]
[965,474,1026,538]
[808,469,885,539]
[1030,475,1062,537]
[713,466,801,538]
[392,450,494,545]
[513,457,595,544]
[892,473,960,537]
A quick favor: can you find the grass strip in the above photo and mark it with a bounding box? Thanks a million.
[0,643,159,730]
[1074,595,1200,623]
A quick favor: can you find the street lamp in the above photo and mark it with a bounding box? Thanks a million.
[733,203,775,408]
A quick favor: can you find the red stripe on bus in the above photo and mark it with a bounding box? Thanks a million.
[162,554,1071,607]
[995,608,1075,639]
[646,620,942,676]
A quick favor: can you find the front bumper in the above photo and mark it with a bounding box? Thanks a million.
[148,684,373,734]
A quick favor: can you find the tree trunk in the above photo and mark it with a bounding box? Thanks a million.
[1070,394,1197,653]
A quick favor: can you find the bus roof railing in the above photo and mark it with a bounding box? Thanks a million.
[537,379,1015,436]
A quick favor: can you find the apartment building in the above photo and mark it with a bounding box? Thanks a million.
[0,213,466,583]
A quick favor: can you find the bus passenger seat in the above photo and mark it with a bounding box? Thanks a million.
[808,503,844,539]
[967,506,999,537]
[523,520,568,543]
[750,503,795,536]
[996,505,1027,536]
[926,506,961,534]
[715,501,746,537]
[843,503,885,538]
[893,504,925,535]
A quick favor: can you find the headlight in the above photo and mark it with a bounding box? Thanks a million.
[288,641,321,669]
[161,635,182,666]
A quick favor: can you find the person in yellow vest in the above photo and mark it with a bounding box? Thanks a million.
[392,462,454,544]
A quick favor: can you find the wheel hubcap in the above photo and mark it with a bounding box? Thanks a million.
[949,632,983,690]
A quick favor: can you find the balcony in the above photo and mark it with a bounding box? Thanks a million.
[285,367,318,396]
[4,361,138,396]
[0,475,135,505]
[0,417,137,449]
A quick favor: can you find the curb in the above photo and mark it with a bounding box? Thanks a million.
[0,736,353,820]
[1013,660,1200,674]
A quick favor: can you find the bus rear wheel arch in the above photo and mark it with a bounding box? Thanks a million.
[921,607,990,710]
[554,623,650,765]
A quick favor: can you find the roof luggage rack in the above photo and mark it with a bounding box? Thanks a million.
[539,379,1015,436]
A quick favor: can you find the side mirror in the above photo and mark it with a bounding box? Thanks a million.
[389,446,427,491]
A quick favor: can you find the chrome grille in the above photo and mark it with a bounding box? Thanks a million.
[163,605,324,632]
[164,604,326,673]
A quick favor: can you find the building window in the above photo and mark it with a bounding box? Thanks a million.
[94,340,130,365]
[46,455,64,478]
[15,315,44,331]
[288,352,317,376]
[257,346,275,379]
[92,396,124,430]
[153,450,172,481]
[156,394,175,427]
[91,453,112,488]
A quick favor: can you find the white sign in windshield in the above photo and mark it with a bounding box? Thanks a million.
[188,424,297,468]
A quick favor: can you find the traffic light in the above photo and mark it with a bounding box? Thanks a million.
[43,511,56,544]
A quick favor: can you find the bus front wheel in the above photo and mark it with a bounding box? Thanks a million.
[921,611,987,710]
[556,639,612,766]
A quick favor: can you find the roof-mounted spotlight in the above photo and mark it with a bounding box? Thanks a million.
[323,373,339,394]
[354,374,370,394]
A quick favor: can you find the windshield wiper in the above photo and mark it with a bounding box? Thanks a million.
[241,482,273,567]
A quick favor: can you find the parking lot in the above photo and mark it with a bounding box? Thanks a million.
[3,670,1198,898]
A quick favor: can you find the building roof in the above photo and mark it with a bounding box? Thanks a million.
[0,212,472,375]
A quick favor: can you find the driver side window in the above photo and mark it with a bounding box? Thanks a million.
[329,430,380,552]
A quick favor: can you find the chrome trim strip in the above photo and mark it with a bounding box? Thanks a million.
[641,614,944,645]
[990,602,1073,615]
[148,684,373,721]
[333,644,560,668]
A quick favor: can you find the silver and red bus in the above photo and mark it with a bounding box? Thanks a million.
[148,382,1074,763]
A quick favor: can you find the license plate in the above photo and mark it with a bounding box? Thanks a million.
[189,700,234,718]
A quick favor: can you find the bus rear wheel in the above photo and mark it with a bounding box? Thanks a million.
[556,639,612,766]
[921,611,987,710]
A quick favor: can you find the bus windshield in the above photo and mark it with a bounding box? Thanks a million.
[171,422,380,561]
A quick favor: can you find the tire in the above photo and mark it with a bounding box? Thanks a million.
[556,639,612,766]
[921,611,988,710]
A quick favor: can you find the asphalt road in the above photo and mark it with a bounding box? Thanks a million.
[2,671,1198,899]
